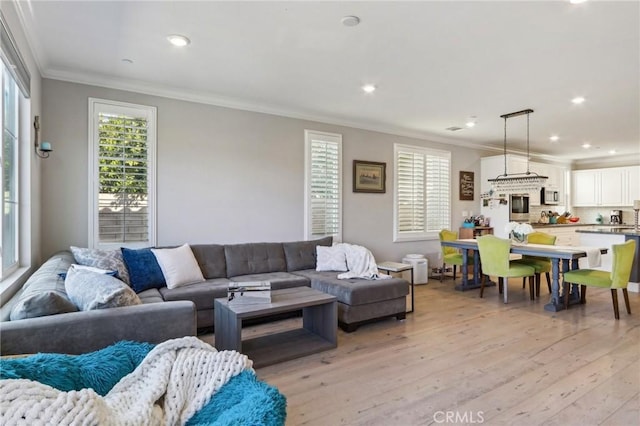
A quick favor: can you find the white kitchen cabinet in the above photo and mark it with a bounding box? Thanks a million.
[623,166,640,206]
[572,170,600,206]
[538,225,593,246]
[599,168,626,206]
[571,165,639,207]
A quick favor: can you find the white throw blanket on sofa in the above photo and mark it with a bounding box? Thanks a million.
[337,243,391,280]
[0,336,251,425]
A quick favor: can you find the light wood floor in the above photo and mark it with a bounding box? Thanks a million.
[201,279,640,426]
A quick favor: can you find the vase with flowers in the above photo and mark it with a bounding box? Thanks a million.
[505,222,534,244]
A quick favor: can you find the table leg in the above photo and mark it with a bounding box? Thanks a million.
[214,304,242,351]
[455,249,494,291]
[409,268,414,313]
[544,258,564,312]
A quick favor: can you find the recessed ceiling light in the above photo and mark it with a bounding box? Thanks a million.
[608,149,616,155]
[167,34,191,47]
[569,0,587,4]
[549,135,559,142]
[341,16,360,27]
[362,84,376,93]
[465,121,476,128]
[571,96,586,105]
[582,143,591,149]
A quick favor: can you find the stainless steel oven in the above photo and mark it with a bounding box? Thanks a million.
[510,194,530,221]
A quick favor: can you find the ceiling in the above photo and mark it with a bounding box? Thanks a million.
[13,0,640,162]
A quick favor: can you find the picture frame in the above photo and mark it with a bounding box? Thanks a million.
[353,160,386,193]
[459,171,474,201]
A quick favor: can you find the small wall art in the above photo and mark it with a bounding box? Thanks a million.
[459,171,474,201]
[353,160,386,193]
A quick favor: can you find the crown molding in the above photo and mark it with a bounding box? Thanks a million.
[12,0,45,77]
[43,66,504,152]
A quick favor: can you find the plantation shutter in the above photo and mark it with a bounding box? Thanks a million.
[97,113,149,243]
[394,144,451,240]
[397,149,425,233]
[305,131,342,240]
[425,154,451,231]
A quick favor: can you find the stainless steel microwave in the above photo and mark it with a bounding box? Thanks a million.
[510,194,530,221]
[541,188,559,205]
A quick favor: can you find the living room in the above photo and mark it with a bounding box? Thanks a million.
[1,1,639,425]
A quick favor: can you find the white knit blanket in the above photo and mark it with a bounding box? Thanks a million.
[337,243,391,280]
[0,336,251,425]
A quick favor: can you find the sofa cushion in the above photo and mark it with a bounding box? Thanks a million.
[65,268,142,311]
[229,272,310,291]
[70,246,130,285]
[121,247,166,293]
[159,278,231,310]
[224,243,287,277]
[136,288,165,304]
[9,251,78,321]
[152,244,205,289]
[190,244,227,279]
[282,237,333,272]
[292,269,409,305]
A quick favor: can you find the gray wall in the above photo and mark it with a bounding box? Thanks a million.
[41,79,484,266]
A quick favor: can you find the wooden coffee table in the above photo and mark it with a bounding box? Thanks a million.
[214,287,337,368]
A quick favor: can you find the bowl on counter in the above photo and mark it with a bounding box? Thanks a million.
[569,217,580,223]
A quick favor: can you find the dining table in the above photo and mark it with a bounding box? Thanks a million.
[439,238,608,312]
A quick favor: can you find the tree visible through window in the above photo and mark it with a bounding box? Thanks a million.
[89,99,156,249]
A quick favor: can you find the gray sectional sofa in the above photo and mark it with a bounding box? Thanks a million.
[0,237,409,355]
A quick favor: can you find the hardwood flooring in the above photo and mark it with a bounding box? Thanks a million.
[200,279,640,426]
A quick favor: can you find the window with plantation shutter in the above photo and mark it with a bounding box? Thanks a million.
[89,99,156,249]
[304,130,342,242]
[394,144,451,241]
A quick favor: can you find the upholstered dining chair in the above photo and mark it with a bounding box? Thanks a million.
[439,230,473,282]
[477,235,536,304]
[562,239,636,319]
[513,232,557,298]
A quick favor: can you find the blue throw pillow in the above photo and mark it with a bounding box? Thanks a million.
[121,247,166,293]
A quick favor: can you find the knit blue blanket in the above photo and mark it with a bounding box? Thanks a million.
[0,341,286,425]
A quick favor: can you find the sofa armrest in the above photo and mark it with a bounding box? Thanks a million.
[0,301,196,356]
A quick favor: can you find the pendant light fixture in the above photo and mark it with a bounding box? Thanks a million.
[488,108,547,192]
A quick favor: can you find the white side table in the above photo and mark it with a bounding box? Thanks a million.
[377,261,414,313]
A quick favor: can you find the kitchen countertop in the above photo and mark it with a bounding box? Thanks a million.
[531,223,598,228]
[576,227,640,236]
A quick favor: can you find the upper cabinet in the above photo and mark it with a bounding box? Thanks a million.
[571,165,640,207]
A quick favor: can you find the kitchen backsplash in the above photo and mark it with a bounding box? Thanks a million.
[571,206,636,225]
[527,206,636,225]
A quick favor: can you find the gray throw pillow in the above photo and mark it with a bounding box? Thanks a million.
[70,246,130,285]
[65,267,141,311]
[9,252,78,320]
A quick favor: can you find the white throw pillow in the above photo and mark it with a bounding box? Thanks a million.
[151,244,205,289]
[316,245,348,272]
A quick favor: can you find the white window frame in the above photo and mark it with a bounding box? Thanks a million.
[88,98,157,249]
[304,130,342,242]
[0,64,20,278]
[393,143,451,242]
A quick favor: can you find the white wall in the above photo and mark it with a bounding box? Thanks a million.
[0,1,43,302]
[41,79,484,266]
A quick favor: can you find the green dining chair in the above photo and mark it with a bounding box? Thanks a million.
[513,232,557,298]
[562,239,636,319]
[439,230,474,282]
[477,235,536,304]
